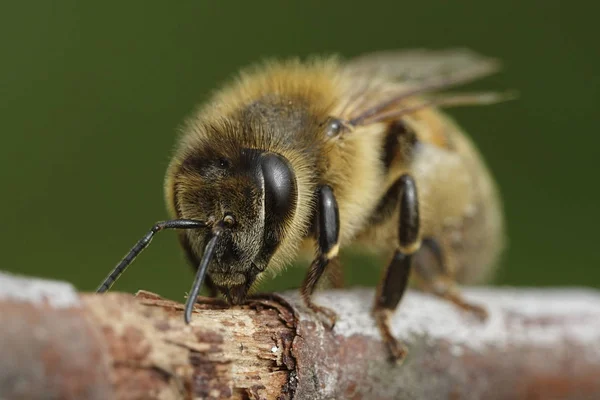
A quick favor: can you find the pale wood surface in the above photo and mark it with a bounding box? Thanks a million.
[1,271,599,400]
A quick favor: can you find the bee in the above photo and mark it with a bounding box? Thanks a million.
[96,48,508,362]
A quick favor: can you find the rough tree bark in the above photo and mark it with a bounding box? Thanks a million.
[1,270,599,400]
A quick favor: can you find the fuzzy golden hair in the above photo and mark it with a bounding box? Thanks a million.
[165,49,505,290]
[165,58,344,283]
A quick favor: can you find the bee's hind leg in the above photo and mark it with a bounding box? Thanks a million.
[301,185,340,329]
[413,238,488,321]
[373,174,421,363]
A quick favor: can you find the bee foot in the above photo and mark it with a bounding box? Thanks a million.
[385,338,408,365]
[464,303,488,322]
[308,304,337,329]
[374,308,409,364]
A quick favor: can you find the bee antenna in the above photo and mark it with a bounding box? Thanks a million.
[184,223,225,324]
[95,219,208,293]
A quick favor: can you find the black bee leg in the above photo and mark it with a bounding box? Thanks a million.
[301,185,340,329]
[414,239,488,321]
[373,174,421,363]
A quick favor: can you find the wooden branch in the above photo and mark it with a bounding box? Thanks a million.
[1,271,600,400]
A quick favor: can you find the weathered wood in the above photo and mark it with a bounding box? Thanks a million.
[1,271,600,400]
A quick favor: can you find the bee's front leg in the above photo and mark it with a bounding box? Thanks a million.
[373,174,421,364]
[301,184,340,329]
[327,258,345,289]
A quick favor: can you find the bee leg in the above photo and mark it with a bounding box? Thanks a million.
[373,174,420,363]
[414,239,488,321]
[327,257,345,289]
[301,185,340,329]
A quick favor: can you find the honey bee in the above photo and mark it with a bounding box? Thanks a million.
[96,48,508,362]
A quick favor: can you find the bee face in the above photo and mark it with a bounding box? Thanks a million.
[175,140,298,303]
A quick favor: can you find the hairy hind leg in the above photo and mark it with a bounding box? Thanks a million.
[414,238,487,321]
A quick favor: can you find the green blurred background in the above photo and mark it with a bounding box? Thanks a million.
[1,1,598,301]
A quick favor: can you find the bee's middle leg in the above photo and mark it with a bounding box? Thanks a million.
[301,185,340,329]
[373,174,421,363]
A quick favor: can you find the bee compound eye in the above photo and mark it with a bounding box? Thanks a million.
[260,153,297,222]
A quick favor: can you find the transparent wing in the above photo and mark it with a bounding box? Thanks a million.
[344,48,499,83]
[336,48,507,126]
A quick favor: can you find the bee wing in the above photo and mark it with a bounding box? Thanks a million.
[337,48,506,126]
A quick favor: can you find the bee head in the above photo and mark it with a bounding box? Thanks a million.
[175,147,298,304]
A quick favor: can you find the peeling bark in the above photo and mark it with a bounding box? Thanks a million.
[1,271,600,400]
